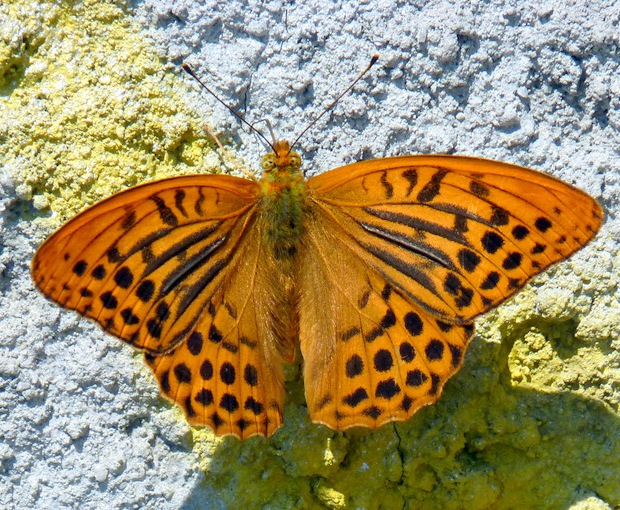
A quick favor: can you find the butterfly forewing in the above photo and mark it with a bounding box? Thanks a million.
[32,174,288,438]
[308,155,603,323]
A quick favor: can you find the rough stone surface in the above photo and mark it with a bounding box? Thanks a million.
[1,0,619,509]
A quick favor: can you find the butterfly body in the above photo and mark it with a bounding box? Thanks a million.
[32,145,603,439]
[258,140,308,260]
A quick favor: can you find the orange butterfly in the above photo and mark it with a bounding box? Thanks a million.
[31,63,603,440]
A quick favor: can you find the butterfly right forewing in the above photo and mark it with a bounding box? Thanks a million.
[32,175,261,351]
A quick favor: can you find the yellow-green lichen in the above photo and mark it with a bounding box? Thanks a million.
[312,479,346,509]
[0,0,219,230]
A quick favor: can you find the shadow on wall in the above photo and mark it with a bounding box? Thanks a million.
[181,325,620,510]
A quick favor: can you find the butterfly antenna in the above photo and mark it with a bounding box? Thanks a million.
[290,54,379,152]
[251,118,278,146]
[182,63,275,152]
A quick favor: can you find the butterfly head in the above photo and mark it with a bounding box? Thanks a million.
[261,140,302,176]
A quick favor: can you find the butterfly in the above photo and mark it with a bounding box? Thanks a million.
[31,135,603,439]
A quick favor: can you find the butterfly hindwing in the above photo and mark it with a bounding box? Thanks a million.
[298,211,475,429]
[31,174,288,438]
[143,223,289,438]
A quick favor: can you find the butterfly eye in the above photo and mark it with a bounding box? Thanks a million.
[261,154,276,171]
[290,153,301,168]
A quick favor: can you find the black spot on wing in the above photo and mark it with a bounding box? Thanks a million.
[381,284,392,300]
[120,308,140,325]
[121,210,137,229]
[73,260,87,276]
[490,206,509,226]
[107,247,123,263]
[175,189,188,217]
[220,394,239,412]
[399,342,415,362]
[374,350,394,372]
[428,373,441,395]
[195,187,205,216]
[343,388,369,407]
[220,362,235,384]
[200,359,213,380]
[480,271,500,290]
[187,331,203,355]
[417,169,448,203]
[100,292,118,309]
[150,195,178,227]
[380,171,394,199]
[375,379,400,399]
[244,364,259,386]
[406,369,427,387]
[341,327,361,342]
[404,312,423,336]
[481,231,504,254]
[174,363,191,383]
[512,225,529,240]
[245,397,263,415]
[358,289,371,309]
[91,265,106,280]
[454,214,468,233]
[425,339,444,361]
[346,355,364,378]
[195,389,213,406]
[469,180,489,197]
[363,406,382,419]
[402,168,418,196]
[136,280,155,302]
[535,217,552,232]
[502,252,523,270]
[114,267,134,289]
[458,249,481,272]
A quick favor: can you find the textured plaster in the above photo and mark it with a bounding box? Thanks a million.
[1,0,619,509]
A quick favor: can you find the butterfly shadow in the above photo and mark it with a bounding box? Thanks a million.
[177,320,620,509]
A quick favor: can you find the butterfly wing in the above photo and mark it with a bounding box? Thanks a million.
[32,175,288,438]
[298,212,475,429]
[300,155,602,430]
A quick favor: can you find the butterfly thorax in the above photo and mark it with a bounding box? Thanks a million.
[259,140,308,260]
